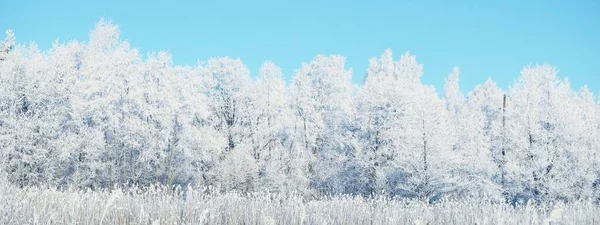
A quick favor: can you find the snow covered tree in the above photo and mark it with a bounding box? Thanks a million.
[172,65,225,187]
[357,49,458,200]
[443,69,501,199]
[200,57,260,191]
[504,64,596,202]
[560,86,600,201]
[72,20,143,187]
[250,61,292,193]
[0,40,84,187]
[202,57,252,151]
[444,67,464,114]
[43,40,106,188]
[1,43,59,187]
[0,29,15,61]
[123,51,179,186]
[356,49,413,195]
[401,84,456,201]
[0,30,17,180]
[290,54,355,195]
[444,67,464,151]
[464,79,506,197]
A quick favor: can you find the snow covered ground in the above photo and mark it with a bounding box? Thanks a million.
[1,184,598,225]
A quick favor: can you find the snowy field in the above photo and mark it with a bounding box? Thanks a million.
[1,184,599,225]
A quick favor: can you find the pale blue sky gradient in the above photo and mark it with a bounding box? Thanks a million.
[1,0,599,94]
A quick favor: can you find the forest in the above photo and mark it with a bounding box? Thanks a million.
[1,20,599,207]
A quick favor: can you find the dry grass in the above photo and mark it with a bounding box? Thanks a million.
[0,183,598,225]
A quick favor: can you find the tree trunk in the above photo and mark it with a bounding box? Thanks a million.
[422,119,429,199]
[501,94,506,187]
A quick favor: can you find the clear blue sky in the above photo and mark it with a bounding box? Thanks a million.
[2,0,599,94]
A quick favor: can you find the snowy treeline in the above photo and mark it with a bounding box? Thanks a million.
[1,20,599,203]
